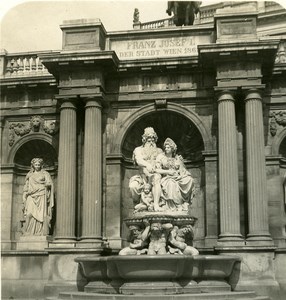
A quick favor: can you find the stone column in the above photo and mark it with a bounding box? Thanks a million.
[244,89,272,244]
[217,91,243,243]
[54,100,77,242]
[80,98,102,247]
[0,117,4,164]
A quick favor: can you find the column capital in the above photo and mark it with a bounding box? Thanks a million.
[216,89,236,103]
[242,86,265,102]
[56,95,78,109]
[83,97,103,109]
[59,101,77,111]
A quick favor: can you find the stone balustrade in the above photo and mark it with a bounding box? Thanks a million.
[135,1,284,30]
[0,52,52,78]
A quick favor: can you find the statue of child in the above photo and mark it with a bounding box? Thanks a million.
[134,183,154,213]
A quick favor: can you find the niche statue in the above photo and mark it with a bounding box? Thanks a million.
[22,158,54,236]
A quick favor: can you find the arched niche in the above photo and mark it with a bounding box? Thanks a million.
[272,127,286,156]
[10,137,58,241]
[120,109,206,242]
[279,136,286,158]
[114,103,213,156]
[14,139,57,168]
[122,110,204,161]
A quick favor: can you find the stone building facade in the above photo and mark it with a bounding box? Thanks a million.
[1,1,286,299]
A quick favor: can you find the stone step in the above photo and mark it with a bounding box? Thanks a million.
[51,290,270,300]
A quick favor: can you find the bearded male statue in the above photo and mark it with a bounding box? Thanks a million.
[129,127,163,211]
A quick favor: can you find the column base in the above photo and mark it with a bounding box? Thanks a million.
[49,238,77,248]
[77,237,103,249]
[218,234,245,246]
[246,234,274,246]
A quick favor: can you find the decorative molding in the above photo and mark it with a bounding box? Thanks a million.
[8,116,59,146]
[269,116,278,136]
[275,42,286,64]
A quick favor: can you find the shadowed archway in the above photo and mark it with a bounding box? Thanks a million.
[122,111,204,161]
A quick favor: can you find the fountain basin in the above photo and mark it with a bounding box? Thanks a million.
[75,255,240,295]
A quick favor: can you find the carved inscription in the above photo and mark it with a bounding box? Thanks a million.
[111,35,211,60]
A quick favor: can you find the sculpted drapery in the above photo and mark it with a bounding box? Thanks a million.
[22,158,54,236]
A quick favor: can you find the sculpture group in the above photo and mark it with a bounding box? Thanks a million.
[120,127,199,256]
[129,127,195,213]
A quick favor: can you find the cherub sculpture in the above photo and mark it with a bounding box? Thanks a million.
[119,220,150,255]
[168,225,199,255]
[134,183,154,213]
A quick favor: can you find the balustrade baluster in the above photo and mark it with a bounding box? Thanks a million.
[18,58,24,72]
[38,58,43,71]
[31,56,37,71]
[6,59,12,74]
[25,57,31,71]
[12,59,19,73]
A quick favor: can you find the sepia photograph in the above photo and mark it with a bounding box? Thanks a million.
[1,0,286,299]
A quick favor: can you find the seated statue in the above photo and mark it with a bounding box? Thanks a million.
[129,127,163,211]
[155,138,195,212]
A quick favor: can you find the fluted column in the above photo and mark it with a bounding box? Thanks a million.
[55,100,77,241]
[0,117,4,164]
[217,91,243,243]
[244,90,272,244]
[81,98,102,246]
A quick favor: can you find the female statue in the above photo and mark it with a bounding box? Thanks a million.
[156,138,195,211]
[22,158,54,236]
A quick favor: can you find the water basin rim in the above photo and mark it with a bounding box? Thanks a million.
[74,254,241,263]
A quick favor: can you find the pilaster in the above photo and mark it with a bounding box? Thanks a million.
[105,154,124,250]
[244,89,273,245]
[53,99,77,244]
[79,97,103,248]
[217,90,243,245]
[202,150,219,247]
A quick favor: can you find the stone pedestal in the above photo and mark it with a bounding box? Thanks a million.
[217,247,280,299]
[217,91,243,244]
[17,235,51,250]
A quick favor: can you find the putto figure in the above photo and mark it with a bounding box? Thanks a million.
[22,158,54,236]
[119,220,150,255]
[134,183,154,213]
[168,225,199,256]
[129,127,163,211]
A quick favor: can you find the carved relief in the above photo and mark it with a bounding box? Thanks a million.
[274,111,286,126]
[43,121,59,135]
[269,117,277,136]
[269,111,286,137]
[30,115,44,132]
[275,42,286,64]
[8,116,59,146]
